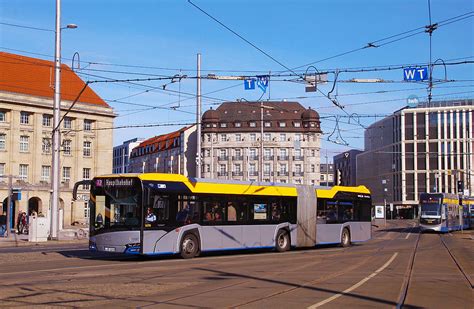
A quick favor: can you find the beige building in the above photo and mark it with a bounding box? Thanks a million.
[201,101,322,184]
[128,126,196,176]
[0,52,115,228]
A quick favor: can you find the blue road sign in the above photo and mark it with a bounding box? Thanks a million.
[244,79,255,90]
[256,75,269,93]
[404,67,429,81]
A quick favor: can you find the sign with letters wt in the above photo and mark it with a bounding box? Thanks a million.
[403,67,429,81]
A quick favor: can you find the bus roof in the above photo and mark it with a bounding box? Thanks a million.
[95,173,370,198]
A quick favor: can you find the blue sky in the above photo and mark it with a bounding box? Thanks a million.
[1,0,473,156]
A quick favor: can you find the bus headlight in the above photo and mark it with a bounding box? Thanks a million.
[89,240,97,251]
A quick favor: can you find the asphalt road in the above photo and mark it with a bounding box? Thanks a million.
[0,220,472,308]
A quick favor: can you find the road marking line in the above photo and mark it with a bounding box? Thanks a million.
[307,252,399,309]
[405,223,416,239]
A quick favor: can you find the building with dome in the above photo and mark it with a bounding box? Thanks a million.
[201,101,322,184]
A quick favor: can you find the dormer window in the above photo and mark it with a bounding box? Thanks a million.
[235,122,241,127]
[249,122,256,128]
[294,122,301,128]
[279,122,286,127]
[220,123,227,128]
[264,122,271,127]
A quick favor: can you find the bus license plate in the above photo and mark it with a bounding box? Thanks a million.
[104,247,116,252]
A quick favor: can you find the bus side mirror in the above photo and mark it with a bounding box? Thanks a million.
[73,180,92,200]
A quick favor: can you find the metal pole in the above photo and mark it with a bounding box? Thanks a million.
[325,150,329,187]
[51,0,62,240]
[196,53,202,178]
[260,101,264,182]
[6,175,12,237]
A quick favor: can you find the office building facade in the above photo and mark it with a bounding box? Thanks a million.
[113,138,144,174]
[334,150,362,186]
[200,101,322,184]
[357,99,474,216]
[0,52,115,227]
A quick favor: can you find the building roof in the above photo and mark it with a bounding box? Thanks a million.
[0,52,109,107]
[202,101,322,133]
[131,126,191,157]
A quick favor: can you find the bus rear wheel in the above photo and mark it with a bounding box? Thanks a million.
[276,229,290,252]
[341,228,351,247]
[180,234,199,259]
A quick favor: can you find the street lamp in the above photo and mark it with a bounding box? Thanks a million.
[51,0,77,240]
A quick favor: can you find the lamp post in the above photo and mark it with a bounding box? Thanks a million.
[51,0,77,240]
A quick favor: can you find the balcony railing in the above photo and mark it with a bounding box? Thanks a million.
[232,171,244,176]
[218,156,229,161]
[293,156,304,161]
[293,171,304,176]
[217,172,228,176]
[278,155,289,160]
[263,155,274,161]
[249,156,258,161]
[277,171,289,176]
[232,155,244,161]
[263,171,272,176]
[248,171,259,176]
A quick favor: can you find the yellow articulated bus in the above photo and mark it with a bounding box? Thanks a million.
[74,173,372,258]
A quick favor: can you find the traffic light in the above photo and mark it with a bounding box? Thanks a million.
[457,180,464,193]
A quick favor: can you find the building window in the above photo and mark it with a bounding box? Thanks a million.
[279,121,286,127]
[62,167,71,183]
[84,203,90,219]
[0,134,6,150]
[84,119,93,131]
[264,133,271,141]
[311,164,315,173]
[250,134,256,142]
[41,166,51,182]
[20,112,30,125]
[83,141,92,157]
[219,164,226,174]
[295,134,302,141]
[294,122,301,128]
[42,138,51,154]
[235,134,241,142]
[0,163,5,176]
[235,148,242,158]
[280,134,286,142]
[234,164,242,173]
[42,115,52,127]
[19,164,28,180]
[220,134,227,142]
[83,168,91,190]
[250,148,257,160]
[64,117,72,129]
[264,163,271,176]
[264,122,271,127]
[249,122,256,127]
[249,163,256,173]
[19,135,29,152]
[63,140,72,155]
[235,122,241,128]
[0,111,5,122]
[220,123,227,128]
[311,149,316,156]
[204,149,210,157]
[295,164,302,174]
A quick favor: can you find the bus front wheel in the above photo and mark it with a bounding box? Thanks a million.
[341,228,351,247]
[180,234,199,259]
[276,229,290,252]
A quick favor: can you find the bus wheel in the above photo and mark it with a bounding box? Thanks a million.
[341,228,351,247]
[180,234,199,259]
[276,229,290,252]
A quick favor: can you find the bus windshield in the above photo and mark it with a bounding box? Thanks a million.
[90,178,142,235]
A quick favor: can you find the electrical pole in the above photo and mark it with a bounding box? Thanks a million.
[260,101,264,183]
[51,0,62,240]
[325,150,329,187]
[196,53,202,178]
[6,175,12,237]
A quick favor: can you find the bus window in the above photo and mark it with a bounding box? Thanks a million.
[339,201,354,222]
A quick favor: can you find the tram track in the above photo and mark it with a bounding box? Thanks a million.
[396,230,473,309]
[438,234,473,288]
